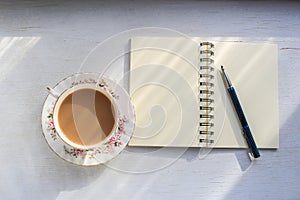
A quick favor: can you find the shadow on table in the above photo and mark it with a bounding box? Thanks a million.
[220,104,300,199]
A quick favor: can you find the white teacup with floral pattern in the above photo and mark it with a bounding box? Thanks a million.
[48,84,118,150]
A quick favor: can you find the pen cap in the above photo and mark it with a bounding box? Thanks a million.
[243,126,260,158]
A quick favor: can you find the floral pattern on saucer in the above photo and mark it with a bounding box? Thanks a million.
[47,108,57,141]
[63,116,128,159]
[47,111,129,158]
[41,73,135,166]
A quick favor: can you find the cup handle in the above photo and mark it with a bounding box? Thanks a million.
[47,87,60,98]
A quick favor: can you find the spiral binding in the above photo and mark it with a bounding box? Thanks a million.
[199,41,215,145]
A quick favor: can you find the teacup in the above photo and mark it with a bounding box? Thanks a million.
[48,84,118,149]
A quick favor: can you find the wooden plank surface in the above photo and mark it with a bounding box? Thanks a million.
[0,1,299,199]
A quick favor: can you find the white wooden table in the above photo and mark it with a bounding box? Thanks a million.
[0,1,299,199]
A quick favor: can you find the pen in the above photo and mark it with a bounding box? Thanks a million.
[221,66,260,158]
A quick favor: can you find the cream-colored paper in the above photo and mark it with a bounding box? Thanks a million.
[129,37,279,148]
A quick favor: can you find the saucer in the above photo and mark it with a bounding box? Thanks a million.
[41,73,135,166]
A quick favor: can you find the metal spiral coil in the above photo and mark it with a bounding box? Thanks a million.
[199,122,214,127]
[199,106,214,111]
[199,139,214,143]
[199,98,214,103]
[199,73,214,79]
[199,131,214,135]
[200,114,214,119]
[200,42,214,48]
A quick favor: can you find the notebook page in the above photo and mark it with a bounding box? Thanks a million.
[129,37,200,147]
[196,40,279,148]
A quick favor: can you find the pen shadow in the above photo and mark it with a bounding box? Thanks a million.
[221,104,300,199]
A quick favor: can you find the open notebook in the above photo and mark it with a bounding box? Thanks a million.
[129,37,278,148]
